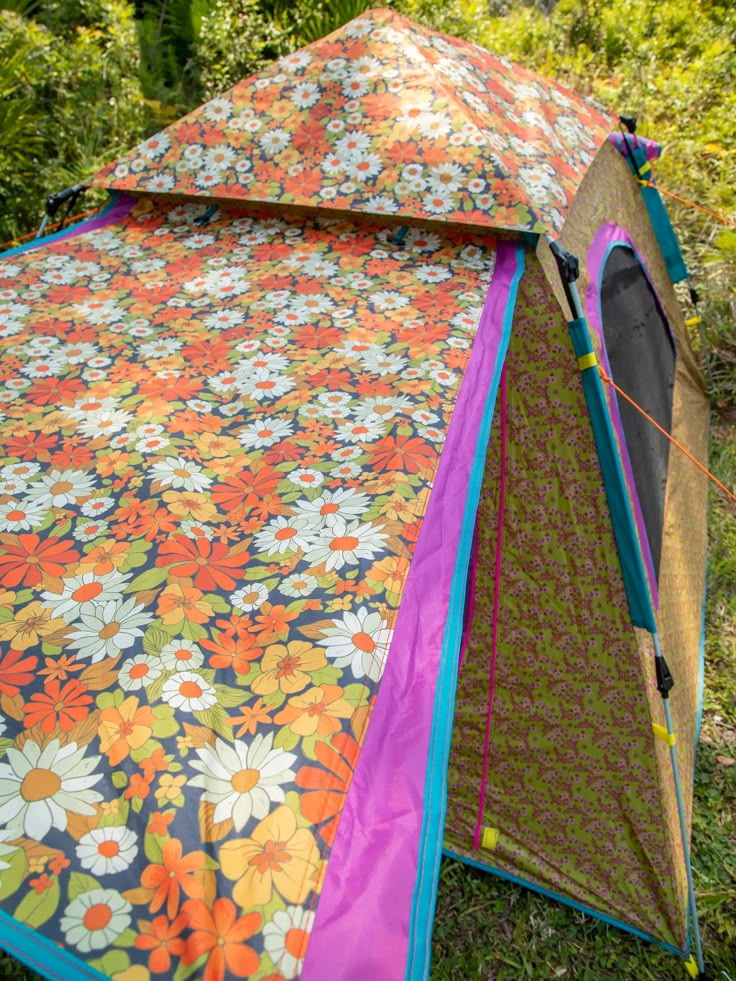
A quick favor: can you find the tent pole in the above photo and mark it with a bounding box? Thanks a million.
[653,632,705,975]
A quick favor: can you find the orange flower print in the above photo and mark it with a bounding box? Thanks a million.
[0,649,38,697]
[98,696,156,766]
[274,685,354,738]
[225,698,272,737]
[134,913,187,974]
[22,679,93,733]
[156,535,250,591]
[140,837,206,918]
[0,534,79,587]
[219,803,320,908]
[366,434,435,474]
[295,732,359,844]
[181,898,260,981]
[199,619,262,670]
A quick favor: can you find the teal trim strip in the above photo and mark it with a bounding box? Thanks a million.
[406,243,525,981]
[695,562,707,748]
[442,848,688,959]
[619,136,688,283]
[568,315,656,631]
[0,907,110,981]
[0,193,119,259]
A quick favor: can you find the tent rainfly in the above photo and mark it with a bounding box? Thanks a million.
[0,8,709,981]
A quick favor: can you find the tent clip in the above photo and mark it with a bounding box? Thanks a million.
[548,238,579,317]
[36,183,87,239]
[655,654,674,699]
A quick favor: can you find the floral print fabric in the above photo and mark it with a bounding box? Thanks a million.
[0,196,497,980]
[91,8,613,234]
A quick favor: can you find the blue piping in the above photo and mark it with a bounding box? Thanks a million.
[405,243,525,981]
[442,848,688,959]
[0,193,119,259]
[0,907,111,981]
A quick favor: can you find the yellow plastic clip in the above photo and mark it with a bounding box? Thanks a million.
[577,352,598,372]
[685,316,702,327]
[481,827,499,851]
[684,955,699,978]
[652,723,676,746]
[638,161,652,179]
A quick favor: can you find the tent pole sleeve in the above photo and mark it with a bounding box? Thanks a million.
[567,328,656,630]
[653,633,705,975]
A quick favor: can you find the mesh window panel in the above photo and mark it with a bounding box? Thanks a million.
[600,246,675,578]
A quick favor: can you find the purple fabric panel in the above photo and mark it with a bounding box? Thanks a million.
[459,517,480,667]
[301,240,520,981]
[608,132,662,162]
[585,222,659,606]
[17,195,135,256]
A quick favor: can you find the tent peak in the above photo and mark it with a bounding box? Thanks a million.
[91,7,615,233]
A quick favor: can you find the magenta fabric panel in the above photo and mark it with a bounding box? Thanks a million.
[301,240,521,981]
[585,222,660,604]
[608,132,662,162]
[458,517,480,667]
[9,195,135,256]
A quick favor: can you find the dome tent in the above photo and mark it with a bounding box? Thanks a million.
[0,8,708,981]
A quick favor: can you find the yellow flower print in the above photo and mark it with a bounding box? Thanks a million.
[156,584,214,625]
[251,641,327,697]
[162,491,217,523]
[274,685,354,738]
[155,774,187,803]
[219,804,319,908]
[0,602,65,651]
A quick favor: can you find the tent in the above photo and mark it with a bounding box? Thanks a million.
[0,8,709,980]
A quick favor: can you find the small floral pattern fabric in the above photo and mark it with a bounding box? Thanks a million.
[92,8,613,234]
[0,196,497,980]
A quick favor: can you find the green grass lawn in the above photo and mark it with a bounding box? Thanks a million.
[1,444,734,981]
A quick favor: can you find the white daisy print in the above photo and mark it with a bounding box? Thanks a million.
[159,639,205,673]
[0,499,48,532]
[0,739,103,839]
[162,671,217,712]
[42,569,131,623]
[303,517,387,572]
[263,905,316,980]
[280,573,318,598]
[26,468,97,508]
[189,733,296,831]
[118,654,163,692]
[231,583,269,612]
[287,468,324,491]
[68,598,152,662]
[76,826,138,876]
[335,416,386,444]
[319,606,393,682]
[254,515,313,556]
[238,417,293,448]
[294,487,370,529]
[60,888,132,953]
[149,456,212,492]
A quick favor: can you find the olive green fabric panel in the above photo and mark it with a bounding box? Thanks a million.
[551,139,709,833]
[445,250,685,950]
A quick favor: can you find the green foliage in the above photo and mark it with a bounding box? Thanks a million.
[472,0,736,408]
[0,0,146,243]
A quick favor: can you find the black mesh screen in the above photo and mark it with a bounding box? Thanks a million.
[600,246,675,579]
